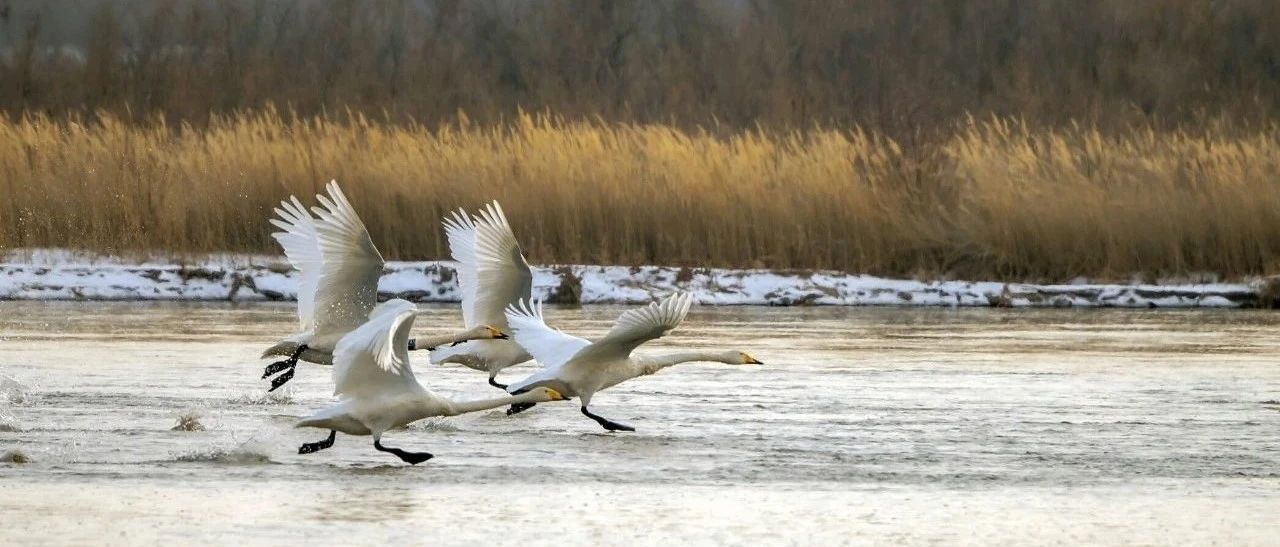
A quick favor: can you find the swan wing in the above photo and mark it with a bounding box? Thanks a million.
[269,196,322,331]
[573,292,694,363]
[469,202,534,329]
[442,207,480,327]
[444,201,533,329]
[504,299,590,369]
[309,181,386,338]
[332,299,420,397]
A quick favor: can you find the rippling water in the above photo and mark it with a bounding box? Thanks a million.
[1,302,1279,545]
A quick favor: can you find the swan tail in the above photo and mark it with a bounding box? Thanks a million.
[262,340,301,359]
[296,403,365,435]
[428,342,478,366]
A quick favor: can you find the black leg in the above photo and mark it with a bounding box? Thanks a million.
[506,402,537,415]
[264,344,306,390]
[374,439,434,465]
[582,406,635,432]
[298,430,336,454]
[488,376,508,390]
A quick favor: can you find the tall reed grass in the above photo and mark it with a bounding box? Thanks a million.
[2,110,1278,281]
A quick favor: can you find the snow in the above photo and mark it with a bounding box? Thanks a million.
[0,250,1268,307]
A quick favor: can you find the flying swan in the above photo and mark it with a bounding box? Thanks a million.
[427,202,535,390]
[260,181,506,390]
[295,298,567,464]
[501,292,763,432]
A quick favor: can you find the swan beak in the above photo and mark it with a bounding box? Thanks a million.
[546,388,567,401]
[486,326,509,340]
[744,355,764,365]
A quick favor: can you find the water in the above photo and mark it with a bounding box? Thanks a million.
[1,302,1278,546]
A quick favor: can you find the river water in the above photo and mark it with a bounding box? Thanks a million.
[1,302,1278,546]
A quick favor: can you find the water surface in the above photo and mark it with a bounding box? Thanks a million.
[1,302,1278,545]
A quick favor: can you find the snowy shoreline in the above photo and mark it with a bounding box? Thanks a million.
[0,250,1272,308]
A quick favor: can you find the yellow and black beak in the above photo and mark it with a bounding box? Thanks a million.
[487,326,510,340]
[546,388,567,401]
[745,355,764,365]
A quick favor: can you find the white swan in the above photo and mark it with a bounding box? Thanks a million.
[260,181,505,390]
[501,293,763,432]
[295,298,567,464]
[427,202,535,389]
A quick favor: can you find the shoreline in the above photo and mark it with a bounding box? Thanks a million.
[0,251,1271,308]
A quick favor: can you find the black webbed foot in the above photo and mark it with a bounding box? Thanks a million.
[268,367,295,391]
[374,439,434,465]
[582,406,635,432]
[262,360,292,378]
[263,344,306,390]
[299,430,336,454]
[506,402,537,415]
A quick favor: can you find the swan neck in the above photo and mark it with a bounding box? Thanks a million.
[644,351,728,373]
[446,392,532,415]
[417,329,480,350]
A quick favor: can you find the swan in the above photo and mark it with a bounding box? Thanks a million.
[260,181,506,390]
[427,202,535,390]
[295,298,567,464]
[501,293,763,432]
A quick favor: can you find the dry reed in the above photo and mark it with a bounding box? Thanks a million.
[2,110,1279,281]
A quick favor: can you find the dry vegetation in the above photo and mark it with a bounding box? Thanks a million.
[1,1,1279,280]
[3,110,1279,281]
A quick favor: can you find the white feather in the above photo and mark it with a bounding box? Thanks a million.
[504,299,591,370]
[331,299,419,398]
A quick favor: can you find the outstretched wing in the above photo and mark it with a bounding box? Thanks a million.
[269,196,322,330]
[309,181,386,338]
[573,293,695,364]
[443,201,533,329]
[469,202,534,329]
[504,299,590,369]
[442,207,480,327]
[332,299,420,398]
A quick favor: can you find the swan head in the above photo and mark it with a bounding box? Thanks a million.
[525,387,568,402]
[461,324,509,340]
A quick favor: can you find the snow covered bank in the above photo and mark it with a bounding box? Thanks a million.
[0,251,1271,308]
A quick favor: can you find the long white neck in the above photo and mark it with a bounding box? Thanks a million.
[442,390,544,416]
[416,329,485,350]
[637,350,733,376]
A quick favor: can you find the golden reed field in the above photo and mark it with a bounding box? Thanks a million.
[2,109,1279,281]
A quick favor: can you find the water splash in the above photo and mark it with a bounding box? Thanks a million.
[0,375,32,405]
[173,446,272,464]
[408,419,460,433]
[1,449,31,463]
[226,390,294,406]
[171,411,206,432]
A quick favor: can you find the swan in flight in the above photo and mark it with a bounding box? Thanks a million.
[501,293,763,432]
[427,202,535,390]
[295,298,567,464]
[261,181,506,390]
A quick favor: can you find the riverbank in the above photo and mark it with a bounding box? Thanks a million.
[0,251,1270,308]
